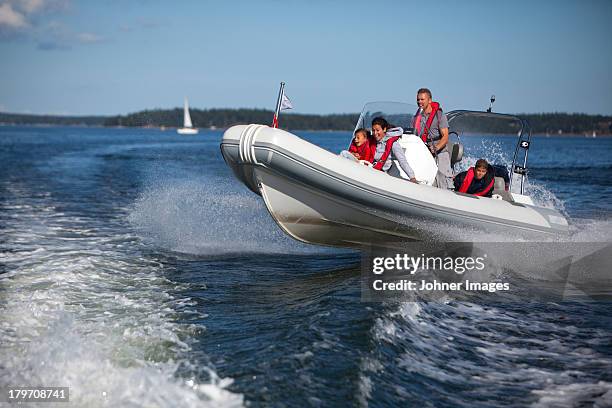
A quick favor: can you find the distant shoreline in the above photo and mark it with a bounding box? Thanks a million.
[1,123,611,138]
[1,109,611,136]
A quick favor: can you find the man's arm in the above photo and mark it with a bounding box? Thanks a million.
[432,111,449,153]
[434,127,449,152]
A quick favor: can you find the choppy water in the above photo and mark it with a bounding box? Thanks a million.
[1,126,611,407]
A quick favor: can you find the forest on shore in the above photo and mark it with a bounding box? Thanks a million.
[1,108,611,135]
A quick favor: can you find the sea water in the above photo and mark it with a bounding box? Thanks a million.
[0,126,610,407]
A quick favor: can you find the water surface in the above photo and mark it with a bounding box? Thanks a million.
[1,126,610,407]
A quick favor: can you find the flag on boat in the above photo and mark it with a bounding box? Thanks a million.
[272,82,293,128]
[280,93,293,111]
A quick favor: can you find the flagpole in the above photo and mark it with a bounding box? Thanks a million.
[272,81,285,128]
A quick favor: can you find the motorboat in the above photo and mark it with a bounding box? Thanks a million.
[220,101,569,247]
[177,97,199,135]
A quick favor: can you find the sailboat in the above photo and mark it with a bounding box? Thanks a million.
[177,97,199,135]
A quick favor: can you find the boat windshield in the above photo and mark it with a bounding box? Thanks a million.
[354,101,419,133]
[446,111,526,137]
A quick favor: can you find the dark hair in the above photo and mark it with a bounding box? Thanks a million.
[371,116,389,130]
[354,128,370,138]
[417,88,432,98]
[475,159,489,170]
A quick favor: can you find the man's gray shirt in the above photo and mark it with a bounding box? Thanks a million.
[411,108,453,188]
[412,110,449,150]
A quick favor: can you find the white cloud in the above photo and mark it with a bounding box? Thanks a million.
[11,0,67,14]
[35,24,105,50]
[16,0,44,14]
[0,0,69,36]
[1,0,103,49]
[0,2,29,29]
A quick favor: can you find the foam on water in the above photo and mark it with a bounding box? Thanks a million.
[568,217,612,242]
[531,381,612,408]
[460,149,566,213]
[128,175,328,256]
[364,300,612,406]
[0,183,243,407]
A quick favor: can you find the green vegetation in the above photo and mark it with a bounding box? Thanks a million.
[101,108,358,131]
[1,109,610,134]
[517,113,611,135]
[0,112,106,126]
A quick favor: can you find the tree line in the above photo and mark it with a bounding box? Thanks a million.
[1,109,610,134]
[102,108,359,131]
[0,112,107,126]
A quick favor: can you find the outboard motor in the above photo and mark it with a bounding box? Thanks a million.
[491,164,510,191]
[448,131,464,171]
[450,142,463,166]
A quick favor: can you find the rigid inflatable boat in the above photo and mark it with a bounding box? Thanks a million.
[220,102,568,247]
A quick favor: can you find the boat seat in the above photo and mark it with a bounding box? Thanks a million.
[492,177,513,201]
[449,142,463,166]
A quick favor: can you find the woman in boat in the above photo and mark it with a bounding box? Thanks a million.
[454,159,495,197]
[371,117,417,183]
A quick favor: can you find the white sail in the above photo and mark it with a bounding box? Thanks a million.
[183,97,193,128]
[177,97,198,134]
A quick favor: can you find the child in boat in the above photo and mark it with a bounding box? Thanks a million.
[348,128,375,162]
[454,159,495,197]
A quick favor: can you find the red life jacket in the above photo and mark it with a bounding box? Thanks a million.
[373,136,400,171]
[348,139,375,162]
[458,167,495,196]
[414,102,441,143]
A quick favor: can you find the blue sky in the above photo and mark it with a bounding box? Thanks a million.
[0,0,611,115]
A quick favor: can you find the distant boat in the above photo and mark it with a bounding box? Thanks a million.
[177,97,198,135]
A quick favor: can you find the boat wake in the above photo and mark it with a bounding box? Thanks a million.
[359,300,612,407]
[0,182,243,407]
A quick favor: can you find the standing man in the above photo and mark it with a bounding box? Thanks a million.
[412,88,453,189]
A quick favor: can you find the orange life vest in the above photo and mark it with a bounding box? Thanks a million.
[414,102,442,143]
[458,167,495,196]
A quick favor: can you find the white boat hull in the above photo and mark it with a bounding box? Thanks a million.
[177,127,199,135]
[220,124,569,247]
